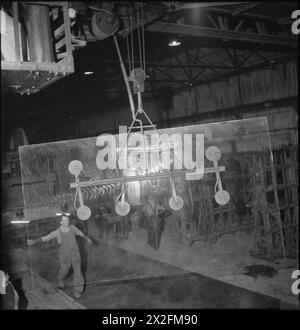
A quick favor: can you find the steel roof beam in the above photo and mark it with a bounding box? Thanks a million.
[147,22,297,48]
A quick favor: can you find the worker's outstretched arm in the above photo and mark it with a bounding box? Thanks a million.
[71,225,92,244]
[27,229,59,246]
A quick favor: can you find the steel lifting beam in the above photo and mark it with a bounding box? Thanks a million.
[70,166,226,189]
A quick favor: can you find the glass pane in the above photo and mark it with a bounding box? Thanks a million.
[19,117,289,307]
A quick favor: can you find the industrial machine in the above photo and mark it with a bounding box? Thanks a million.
[0,1,163,94]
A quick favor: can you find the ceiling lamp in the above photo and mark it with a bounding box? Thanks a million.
[84,71,94,75]
[10,220,30,224]
[168,38,181,47]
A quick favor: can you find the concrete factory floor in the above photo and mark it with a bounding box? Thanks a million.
[109,215,298,308]
[3,215,298,309]
[12,242,280,309]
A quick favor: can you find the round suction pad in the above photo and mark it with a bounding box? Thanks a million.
[205,146,221,162]
[169,195,184,211]
[115,201,130,216]
[215,190,230,205]
[68,160,83,177]
[77,205,91,221]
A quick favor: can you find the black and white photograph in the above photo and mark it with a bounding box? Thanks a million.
[1,1,299,314]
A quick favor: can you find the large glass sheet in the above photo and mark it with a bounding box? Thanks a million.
[19,117,288,302]
[20,117,271,218]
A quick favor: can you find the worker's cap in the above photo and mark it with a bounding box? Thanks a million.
[55,212,71,216]
[56,202,71,216]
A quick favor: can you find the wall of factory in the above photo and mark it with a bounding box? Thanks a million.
[77,59,297,145]
[167,60,298,146]
[170,60,297,117]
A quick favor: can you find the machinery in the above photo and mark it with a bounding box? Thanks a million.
[0,1,163,94]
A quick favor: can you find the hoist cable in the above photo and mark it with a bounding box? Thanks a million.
[130,9,134,70]
[113,36,135,119]
[137,9,142,68]
[141,4,146,73]
[126,31,131,73]
[114,7,160,172]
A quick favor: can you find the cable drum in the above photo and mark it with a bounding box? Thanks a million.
[91,11,120,40]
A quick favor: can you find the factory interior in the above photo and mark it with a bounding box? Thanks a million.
[1,2,299,310]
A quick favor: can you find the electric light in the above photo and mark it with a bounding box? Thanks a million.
[168,39,181,47]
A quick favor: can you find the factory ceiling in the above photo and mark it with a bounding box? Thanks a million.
[1,1,298,126]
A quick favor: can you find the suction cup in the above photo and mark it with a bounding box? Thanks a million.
[77,205,91,221]
[215,190,230,205]
[205,146,221,162]
[169,195,184,211]
[68,160,83,177]
[115,201,130,216]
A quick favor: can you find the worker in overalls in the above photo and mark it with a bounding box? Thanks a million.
[27,215,92,298]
